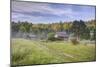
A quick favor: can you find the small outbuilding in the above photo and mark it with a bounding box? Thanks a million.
[54,32,69,40]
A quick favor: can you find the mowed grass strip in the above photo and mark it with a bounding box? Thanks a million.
[42,41,96,62]
[11,38,96,66]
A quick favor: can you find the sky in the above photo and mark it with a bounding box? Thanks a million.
[12,1,95,24]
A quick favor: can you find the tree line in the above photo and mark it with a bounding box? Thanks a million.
[11,20,96,40]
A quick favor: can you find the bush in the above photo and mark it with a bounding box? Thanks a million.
[71,38,79,45]
[47,32,55,41]
[47,32,65,41]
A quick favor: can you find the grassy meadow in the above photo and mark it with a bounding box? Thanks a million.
[11,38,96,66]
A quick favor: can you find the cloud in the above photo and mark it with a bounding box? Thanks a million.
[12,1,79,17]
[11,1,95,23]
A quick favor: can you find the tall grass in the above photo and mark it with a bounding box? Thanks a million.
[11,38,96,66]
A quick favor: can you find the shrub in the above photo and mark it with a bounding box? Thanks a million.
[47,32,64,41]
[47,32,55,41]
[71,38,79,45]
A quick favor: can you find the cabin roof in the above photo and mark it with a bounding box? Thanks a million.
[55,32,68,37]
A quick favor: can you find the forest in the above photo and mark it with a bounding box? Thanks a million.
[11,19,96,40]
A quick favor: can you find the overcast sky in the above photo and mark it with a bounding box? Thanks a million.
[11,1,95,24]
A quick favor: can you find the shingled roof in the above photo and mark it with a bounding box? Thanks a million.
[55,32,69,38]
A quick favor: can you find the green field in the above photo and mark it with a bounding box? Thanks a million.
[11,38,96,66]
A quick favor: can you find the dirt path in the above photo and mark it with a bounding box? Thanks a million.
[33,41,75,60]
